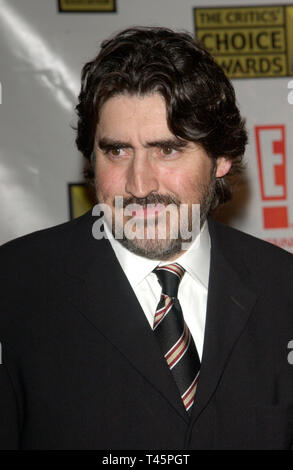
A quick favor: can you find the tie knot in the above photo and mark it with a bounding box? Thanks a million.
[154,263,185,298]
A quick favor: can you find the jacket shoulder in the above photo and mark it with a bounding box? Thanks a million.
[0,211,93,277]
[209,217,293,270]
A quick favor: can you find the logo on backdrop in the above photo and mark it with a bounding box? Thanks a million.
[254,125,293,253]
[194,5,293,79]
[58,0,116,13]
[255,125,289,229]
[68,183,95,220]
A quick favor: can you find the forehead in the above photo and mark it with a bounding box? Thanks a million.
[96,93,173,140]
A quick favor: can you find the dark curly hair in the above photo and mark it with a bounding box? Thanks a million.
[75,26,247,209]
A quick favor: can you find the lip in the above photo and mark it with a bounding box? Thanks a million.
[131,204,166,219]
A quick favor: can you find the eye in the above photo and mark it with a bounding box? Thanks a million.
[110,148,122,156]
[160,146,178,157]
[106,147,127,158]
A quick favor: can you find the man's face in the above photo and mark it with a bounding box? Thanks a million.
[94,93,230,260]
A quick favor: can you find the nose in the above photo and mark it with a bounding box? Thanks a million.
[125,151,159,198]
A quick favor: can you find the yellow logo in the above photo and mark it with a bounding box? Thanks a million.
[194,5,293,78]
[68,183,96,219]
[58,0,116,13]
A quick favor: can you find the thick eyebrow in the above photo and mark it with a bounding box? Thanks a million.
[97,137,189,151]
[145,138,189,150]
[98,138,132,150]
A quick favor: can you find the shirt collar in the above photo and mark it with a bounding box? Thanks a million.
[175,221,210,288]
[104,219,211,289]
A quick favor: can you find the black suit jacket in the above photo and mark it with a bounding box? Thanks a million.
[0,211,293,450]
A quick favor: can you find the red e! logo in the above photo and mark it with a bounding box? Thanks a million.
[254,125,288,229]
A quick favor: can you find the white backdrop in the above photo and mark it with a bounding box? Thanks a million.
[0,0,292,252]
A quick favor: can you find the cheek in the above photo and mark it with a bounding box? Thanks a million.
[161,168,197,197]
[161,162,212,200]
[95,164,126,199]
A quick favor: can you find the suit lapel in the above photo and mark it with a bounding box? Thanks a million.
[190,249,257,423]
[190,218,258,424]
[63,212,189,421]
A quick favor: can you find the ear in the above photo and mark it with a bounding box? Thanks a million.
[215,156,232,178]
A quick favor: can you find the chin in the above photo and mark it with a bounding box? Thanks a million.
[117,236,184,260]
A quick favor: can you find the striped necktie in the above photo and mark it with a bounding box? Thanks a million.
[153,263,200,414]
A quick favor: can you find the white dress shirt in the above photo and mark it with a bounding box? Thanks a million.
[103,220,211,361]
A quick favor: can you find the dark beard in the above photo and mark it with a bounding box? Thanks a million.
[108,171,216,260]
[95,159,217,260]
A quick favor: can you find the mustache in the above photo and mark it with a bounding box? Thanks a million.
[119,193,180,208]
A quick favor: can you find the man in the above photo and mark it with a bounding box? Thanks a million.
[1,27,293,450]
